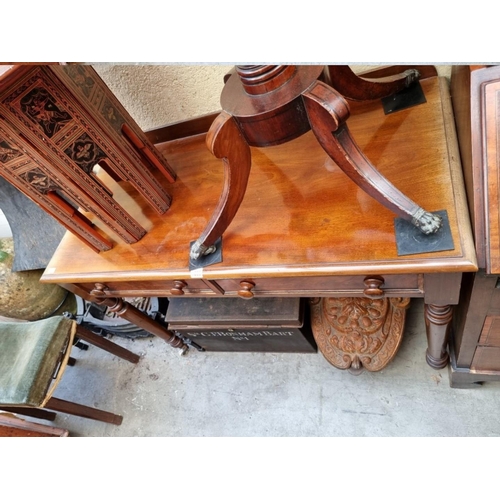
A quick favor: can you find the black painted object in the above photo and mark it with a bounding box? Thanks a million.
[394,210,454,256]
[166,297,317,352]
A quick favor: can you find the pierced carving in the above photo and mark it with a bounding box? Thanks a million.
[310,296,410,374]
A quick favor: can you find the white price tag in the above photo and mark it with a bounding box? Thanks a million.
[190,268,204,278]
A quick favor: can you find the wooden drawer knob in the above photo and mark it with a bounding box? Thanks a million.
[90,283,109,298]
[238,280,256,299]
[170,280,188,296]
[363,276,385,297]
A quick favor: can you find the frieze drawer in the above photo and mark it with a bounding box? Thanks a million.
[79,279,217,298]
[214,274,423,299]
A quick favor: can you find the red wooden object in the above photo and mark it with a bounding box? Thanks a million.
[190,65,442,260]
[0,65,176,252]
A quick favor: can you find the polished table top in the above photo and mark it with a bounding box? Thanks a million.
[41,76,476,287]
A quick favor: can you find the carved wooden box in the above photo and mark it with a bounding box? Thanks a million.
[166,297,317,352]
[0,65,176,252]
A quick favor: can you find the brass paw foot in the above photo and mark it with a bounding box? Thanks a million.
[412,209,442,235]
[190,240,217,261]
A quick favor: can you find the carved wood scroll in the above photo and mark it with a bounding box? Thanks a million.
[310,296,410,374]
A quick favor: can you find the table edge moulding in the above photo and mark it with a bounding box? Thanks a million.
[40,71,477,375]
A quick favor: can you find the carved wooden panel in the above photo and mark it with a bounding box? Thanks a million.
[0,65,176,252]
[310,296,410,374]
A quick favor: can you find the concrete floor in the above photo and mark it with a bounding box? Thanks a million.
[45,298,500,437]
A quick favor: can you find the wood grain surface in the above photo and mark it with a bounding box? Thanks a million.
[41,76,476,286]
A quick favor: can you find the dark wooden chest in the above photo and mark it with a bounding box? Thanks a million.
[166,297,317,352]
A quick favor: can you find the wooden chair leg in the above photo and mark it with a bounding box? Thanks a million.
[0,406,57,421]
[75,325,140,363]
[44,397,123,425]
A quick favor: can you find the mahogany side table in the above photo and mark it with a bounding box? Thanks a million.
[0,65,176,253]
[41,75,477,374]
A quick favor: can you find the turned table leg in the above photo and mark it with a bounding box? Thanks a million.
[424,303,453,369]
[89,284,189,353]
[422,273,462,370]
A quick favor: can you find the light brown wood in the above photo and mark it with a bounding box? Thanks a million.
[41,76,477,370]
[42,77,476,286]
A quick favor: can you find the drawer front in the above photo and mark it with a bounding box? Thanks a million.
[469,314,500,371]
[471,346,500,371]
[78,279,217,298]
[478,316,500,347]
[214,274,422,299]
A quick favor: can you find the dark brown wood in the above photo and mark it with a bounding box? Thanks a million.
[0,406,57,421]
[357,65,438,81]
[450,65,500,271]
[189,65,441,260]
[325,65,420,101]
[424,303,453,369]
[238,280,256,299]
[170,280,188,295]
[191,111,252,257]
[363,276,385,297]
[423,273,463,305]
[75,324,140,363]
[89,285,188,352]
[303,81,440,233]
[448,65,500,386]
[452,271,497,366]
[145,112,220,144]
[45,397,123,425]
[0,64,176,253]
[41,75,477,371]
